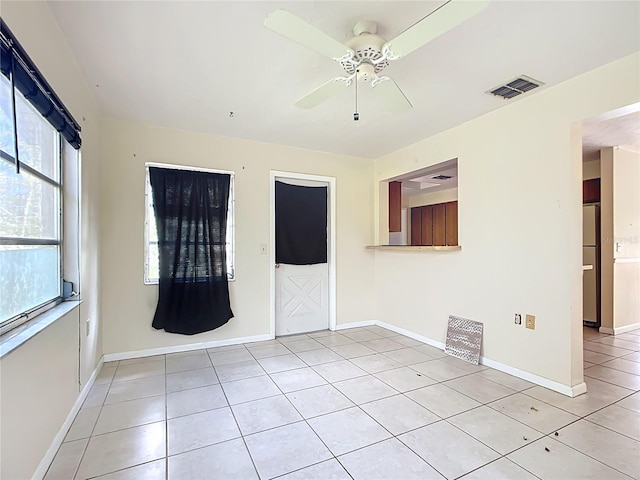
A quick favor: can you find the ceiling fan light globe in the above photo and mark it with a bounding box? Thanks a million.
[357,63,376,83]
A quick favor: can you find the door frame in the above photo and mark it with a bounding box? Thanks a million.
[269,170,337,337]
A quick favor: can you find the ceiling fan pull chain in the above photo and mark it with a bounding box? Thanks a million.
[354,69,359,121]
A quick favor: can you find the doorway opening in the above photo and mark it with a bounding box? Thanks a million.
[575,103,640,394]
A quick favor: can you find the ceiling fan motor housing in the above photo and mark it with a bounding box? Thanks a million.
[342,29,389,75]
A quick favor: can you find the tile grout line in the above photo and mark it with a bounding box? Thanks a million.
[67,363,117,480]
[257,344,348,479]
[535,430,637,480]
[226,362,335,478]
[311,331,639,478]
[263,335,505,479]
[209,347,262,480]
[164,354,168,480]
[450,456,543,480]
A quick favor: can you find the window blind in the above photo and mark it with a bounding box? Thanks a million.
[0,19,81,149]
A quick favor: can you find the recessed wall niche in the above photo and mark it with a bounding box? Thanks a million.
[385,158,458,246]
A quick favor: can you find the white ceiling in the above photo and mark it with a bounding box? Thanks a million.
[582,111,640,162]
[391,159,458,196]
[47,1,640,158]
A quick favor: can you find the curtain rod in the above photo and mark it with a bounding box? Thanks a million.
[145,162,234,176]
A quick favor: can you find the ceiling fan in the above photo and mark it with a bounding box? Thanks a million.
[264,0,488,115]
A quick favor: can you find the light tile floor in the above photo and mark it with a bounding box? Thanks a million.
[45,325,640,479]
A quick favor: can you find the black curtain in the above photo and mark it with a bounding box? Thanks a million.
[149,167,233,335]
[275,181,327,265]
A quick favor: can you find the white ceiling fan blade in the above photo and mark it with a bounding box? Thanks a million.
[294,78,348,109]
[384,0,489,59]
[265,10,349,59]
[374,79,413,114]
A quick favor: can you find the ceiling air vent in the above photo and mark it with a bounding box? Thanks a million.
[488,75,543,100]
[432,175,452,180]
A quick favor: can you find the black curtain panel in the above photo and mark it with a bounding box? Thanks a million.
[275,181,327,265]
[149,167,234,335]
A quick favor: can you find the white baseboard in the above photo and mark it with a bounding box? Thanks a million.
[375,320,446,350]
[32,357,104,480]
[103,334,273,362]
[334,320,376,331]
[341,320,580,398]
[600,322,640,335]
[571,382,588,397]
[479,356,584,397]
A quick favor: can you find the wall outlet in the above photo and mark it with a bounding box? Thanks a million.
[525,314,536,330]
[515,314,522,325]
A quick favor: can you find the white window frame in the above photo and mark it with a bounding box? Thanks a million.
[144,162,235,284]
[0,82,64,334]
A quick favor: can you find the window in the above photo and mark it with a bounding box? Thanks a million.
[0,22,82,335]
[144,164,235,283]
[0,76,62,331]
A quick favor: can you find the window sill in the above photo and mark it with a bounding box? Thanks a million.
[144,277,236,285]
[0,300,81,360]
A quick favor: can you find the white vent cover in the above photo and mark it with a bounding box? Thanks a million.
[487,75,544,100]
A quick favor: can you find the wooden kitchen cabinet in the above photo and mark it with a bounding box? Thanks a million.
[583,178,600,204]
[445,201,458,246]
[421,205,433,246]
[410,201,458,246]
[410,207,422,246]
[388,181,402,232]
[432,204,446,246]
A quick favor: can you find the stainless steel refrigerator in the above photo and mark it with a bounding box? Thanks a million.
[583,204,600,327]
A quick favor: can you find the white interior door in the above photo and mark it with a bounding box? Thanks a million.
[274,177,330,336]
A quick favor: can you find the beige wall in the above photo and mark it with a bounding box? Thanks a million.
[0,2,103,478]
[602,147,640,331]
[613,148,640,259]
[583,159,601,180]
[612,147,640,330]
[100,120,376,355]
[402,188,459,209]
[373,52,640,389]
[1,312,80,480]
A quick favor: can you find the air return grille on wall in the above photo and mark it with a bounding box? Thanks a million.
[487,75,543,99]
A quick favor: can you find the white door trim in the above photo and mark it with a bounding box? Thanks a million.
[270,170,337,337]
